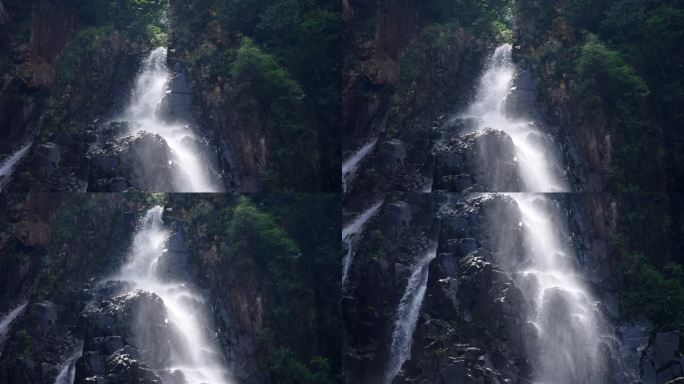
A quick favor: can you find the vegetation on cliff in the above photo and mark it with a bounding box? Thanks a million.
[168,193,341,383]
[171,0,341,191]
[39,0,168,137]
[515,0,684,330]
[0,193,340,382]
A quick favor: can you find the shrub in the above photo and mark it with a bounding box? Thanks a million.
[621,253,684,330]
[230,37,304,109]
[576,35,649,102]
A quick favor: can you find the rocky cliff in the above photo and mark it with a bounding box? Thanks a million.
[343,194,683,384]
[0,0,340,192]
[342,1,684,383]
[0,194,340,384]
[166,0,341,192]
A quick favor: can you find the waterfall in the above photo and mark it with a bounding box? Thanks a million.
[342,138,377,192]
[458,44,613,382]
[111,206,232,384]
[0,142,31,191]
[0,302,27,341]
[461,44,568,192]
[54,341,83,384]
[384,243,438,384]
[342,200,383,285]
[117,47,221,192]
[508,194,611,383]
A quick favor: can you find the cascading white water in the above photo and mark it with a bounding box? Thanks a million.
[342,200,383,285]
[461,44,568,192]
[0,143,31,191]
[54,341,83,384]
[384,243,438,384]
[508,194,610,383]
[117,47,221,192]
[111,206,231,384]
[0,302,27,341]
[458,44,611,382]
[342,139,378,192]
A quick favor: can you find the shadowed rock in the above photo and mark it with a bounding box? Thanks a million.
[434,128,521,191]
[87,131,188,191]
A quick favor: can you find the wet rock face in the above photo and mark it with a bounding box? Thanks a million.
[87,131,184,192]
[343,196,441,384]
[33,143,62,173]
[504,65,541,121]
[434,128,522,192]
[346,194,611,384]
[0,300,83,384]
[4,20,144,192]
[76,290,184,384]
[393,196,530,384]
[636,331,684,384]
[158,69,196,125]
[380,139,408,171]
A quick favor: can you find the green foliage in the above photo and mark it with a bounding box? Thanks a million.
[17,330,33,360]
[225,196,300,275]
[215,0,341,191]
[514,0,684,329]
[219,195,340,383]
[422,0,513,42]
[600,0,647,44]
[230,37,319,190]
[144,193,167,208]
[268,348,334,384]
[576,35,649,103]
[367,230,388,260]
[425,0,512,32]
[614,195,682,330]
[38,195,133,298]
[561,0,612,31]
[41,26,126,140]
[621,253,684,330]
[68,0,168,44]
[224,196,313,350]
[230,38,304,109]
[217,0,261,36]
[574,35,663,192]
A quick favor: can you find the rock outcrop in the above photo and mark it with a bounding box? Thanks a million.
[87,131,184,192]
[343,193,672,383]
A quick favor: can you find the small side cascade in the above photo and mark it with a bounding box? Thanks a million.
[54,341,83,384]
[0,302,28,343]
[342,200,383,286]
[342,138,378,193]
[384,242,438,384]
[0,143,32,191]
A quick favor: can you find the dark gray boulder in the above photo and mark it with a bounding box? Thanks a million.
[434,128,521,191]
[87,131,186,191]
[75,290,187,384]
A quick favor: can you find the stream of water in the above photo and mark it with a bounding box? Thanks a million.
[342,139,378,193]
[460,44,569,193]
[116,48,221,192]
[384,243,438,384]
[459,43,611,383]
[508,194,611,383]
[342,200,383,286]
[0,302,27,342]
[54,341,83,384]
[110,206,232,384]
[0,143,31,191]
[380,44,613,384]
